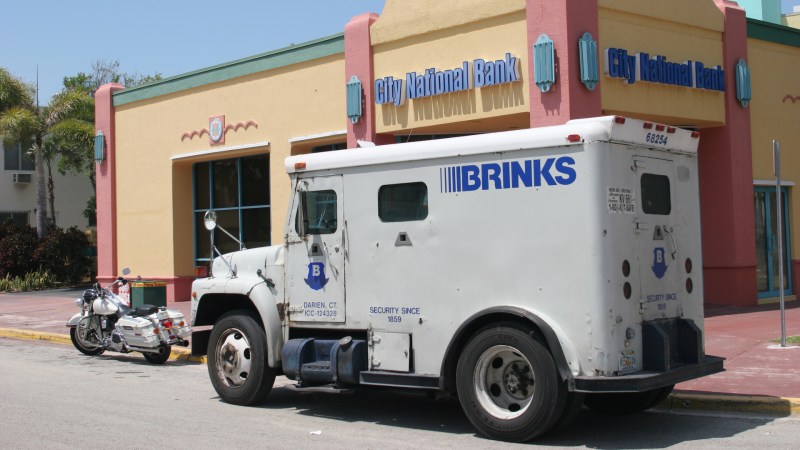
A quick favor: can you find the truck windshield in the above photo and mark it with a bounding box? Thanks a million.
[296,190,338,235]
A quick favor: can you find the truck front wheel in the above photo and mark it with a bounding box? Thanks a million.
[207,311,275,405]
[456,324,566,442]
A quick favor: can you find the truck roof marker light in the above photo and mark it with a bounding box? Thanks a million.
[667,127,676,134]
[691,131,700,138]
[566,134,582,143]
[655,124,666,132]
[294,162,307,170]
[614,116,626,124]
[643,122,653,130]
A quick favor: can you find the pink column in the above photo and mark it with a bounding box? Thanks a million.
[698,1,757,306]
[95,83,124,285]
[526,0,602,127]
[345,13,395,148]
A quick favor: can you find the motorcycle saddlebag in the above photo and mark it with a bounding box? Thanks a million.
[117,316,159,348]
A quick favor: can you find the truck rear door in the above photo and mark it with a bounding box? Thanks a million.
[633,156,683,321]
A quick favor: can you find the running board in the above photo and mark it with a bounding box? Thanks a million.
[286,383,355,394]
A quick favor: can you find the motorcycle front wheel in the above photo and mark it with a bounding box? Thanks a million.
[143,345,171,364]
[70,325,104,356]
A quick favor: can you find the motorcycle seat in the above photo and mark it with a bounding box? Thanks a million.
[129,304,159,317]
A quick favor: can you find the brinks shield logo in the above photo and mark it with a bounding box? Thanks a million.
[652,247,668,279]
[304,262,329,290]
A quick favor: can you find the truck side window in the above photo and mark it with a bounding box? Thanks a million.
[641,173,671,215]
[379,182,428,222]
[296,190,337,235]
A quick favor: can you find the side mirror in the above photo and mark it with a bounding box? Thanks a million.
[204,210,217,231]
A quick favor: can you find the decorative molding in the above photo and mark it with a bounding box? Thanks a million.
[533,34,556,93]
[181,119,258,141]
[735,59,751,108]
[288,130,347,144]
[171,141,270,161]
[783,95,800,104]
[578,32,599,91]
[754,179,795,186]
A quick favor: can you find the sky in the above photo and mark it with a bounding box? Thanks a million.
[2,0,799,105]
[1,0,385,104]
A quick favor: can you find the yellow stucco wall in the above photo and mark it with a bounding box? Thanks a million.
[372,1,530,135]
[748,37,800,254]
[114,55,346,277]
[598,1,726,126]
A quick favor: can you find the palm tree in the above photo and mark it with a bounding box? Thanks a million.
[0,68,45,236]
[0,68,94,237]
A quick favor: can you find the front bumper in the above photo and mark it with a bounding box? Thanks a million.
[573,355,724,393]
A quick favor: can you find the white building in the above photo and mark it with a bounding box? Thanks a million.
[1,140,95,229]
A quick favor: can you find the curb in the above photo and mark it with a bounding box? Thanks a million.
[0,328,206,364]
[657,392,800,417]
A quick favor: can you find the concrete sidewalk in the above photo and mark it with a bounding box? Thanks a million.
[1,289,798,416]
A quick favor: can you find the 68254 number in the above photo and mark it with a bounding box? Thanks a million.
[646,133,668,145]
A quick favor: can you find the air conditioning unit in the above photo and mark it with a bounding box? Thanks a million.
[12,173,32,184]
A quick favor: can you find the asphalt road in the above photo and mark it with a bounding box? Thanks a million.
[1,338,798,449]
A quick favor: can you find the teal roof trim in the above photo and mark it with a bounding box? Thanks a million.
[747,18,800,48]
[113,33,344,106]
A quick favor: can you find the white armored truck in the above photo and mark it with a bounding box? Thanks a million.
[191,116,723,442]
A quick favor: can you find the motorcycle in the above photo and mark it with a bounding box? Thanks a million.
[67,271,191,364]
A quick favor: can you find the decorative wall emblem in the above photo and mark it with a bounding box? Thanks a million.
[578,32,599,91]
[346,75,363,124]
[181,118,259,142]
[533,34,556,93]
[209,115,225,144]
[735,59,751,108]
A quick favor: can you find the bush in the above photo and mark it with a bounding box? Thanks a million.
[0,270,56,293]
[0,221,39,278]
[34,226,92,284]
[0,221,94,287]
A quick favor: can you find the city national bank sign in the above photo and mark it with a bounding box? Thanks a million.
[605,48,725,92]
[375,52,521,106]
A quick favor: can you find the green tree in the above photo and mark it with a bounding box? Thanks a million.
[0,68,48,237]
[0,69,94,236]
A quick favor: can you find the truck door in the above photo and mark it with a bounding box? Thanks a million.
[633,156,682,321]
[286,176,346,323]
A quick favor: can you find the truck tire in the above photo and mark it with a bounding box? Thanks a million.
[207,311,275,405]
[456,324,566,442]
[584,384,673,415]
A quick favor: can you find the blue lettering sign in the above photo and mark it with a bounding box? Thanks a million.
[605,47,724,92]
[442,156,576,194]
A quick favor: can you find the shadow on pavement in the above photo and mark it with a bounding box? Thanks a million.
[253,384,776,447]
[704,301,799,318]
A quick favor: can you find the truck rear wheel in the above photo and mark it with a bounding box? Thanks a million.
[207,311,275,405]
[456,324,565,442]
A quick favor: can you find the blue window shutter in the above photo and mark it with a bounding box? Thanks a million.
[579,32,599,91]
[346,76,363,124]
[534,34,556,93]
[735,59,751,108]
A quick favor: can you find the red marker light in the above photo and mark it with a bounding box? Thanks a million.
[691,131,700,138]
[667,127,676,134]
[614,116,626,124]
[566,134,582,142]
[161,320,173,329]
[294,162,307,170]
[655,124,666,131]
[643,122,653,129]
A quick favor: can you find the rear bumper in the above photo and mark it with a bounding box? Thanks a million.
[573,355,724,393]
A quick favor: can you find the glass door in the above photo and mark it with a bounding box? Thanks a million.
[755,186,792,298]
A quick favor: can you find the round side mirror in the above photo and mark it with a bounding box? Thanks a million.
[204,210,217,231]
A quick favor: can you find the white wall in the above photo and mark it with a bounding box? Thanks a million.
[0,141,95,229]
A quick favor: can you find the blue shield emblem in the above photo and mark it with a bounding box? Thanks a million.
[652,247,667,279]
[304,262,329,291]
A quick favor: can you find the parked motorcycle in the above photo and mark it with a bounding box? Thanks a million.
[67,271,191,364]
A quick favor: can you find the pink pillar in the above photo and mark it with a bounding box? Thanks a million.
[699,1,757,306]
[345,13,395,148]
[95,83,124,285]
[526,0,602,127]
